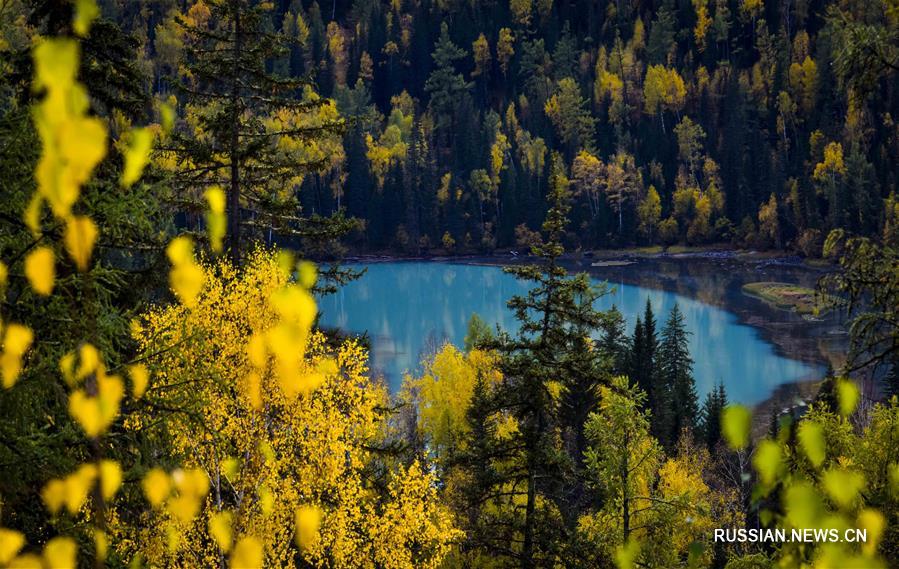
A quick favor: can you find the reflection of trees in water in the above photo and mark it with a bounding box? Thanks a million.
[574,257,846,372]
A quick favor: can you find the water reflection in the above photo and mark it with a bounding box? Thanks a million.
[318,262,822,404]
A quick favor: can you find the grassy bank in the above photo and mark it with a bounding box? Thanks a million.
[741,282,827,315]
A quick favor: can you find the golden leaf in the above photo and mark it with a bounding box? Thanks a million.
[142,468,171,508]
[24,247,54,296]
[295,505,321,549]
[230,536,263,569]
[99,459,122,500]
[72,0,99,36]
[209,511,234,552]
[63,215,98,271]
[128,364,149,399]
[43,537,76,569]
[0,528,25,565]
[121,127,154,187]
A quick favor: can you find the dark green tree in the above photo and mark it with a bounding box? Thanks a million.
[167,0,348,265]
[490,154,610,567]
[658,303,698,448]
[698,383,728,450]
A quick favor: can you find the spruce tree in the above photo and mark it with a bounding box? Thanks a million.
[166,0,349,265]
[491,154,609,567]
[599,305,629,375]
[698,383,727,450]
[658,303,698,448]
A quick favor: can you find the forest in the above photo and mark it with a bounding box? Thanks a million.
[0,0,898,568]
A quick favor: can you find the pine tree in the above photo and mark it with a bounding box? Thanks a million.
[492,154,609,567]
[698,383,727,450]
[424,23,472,132]
[599,305,629,375]
[165,0,348,265]
[658,303,698,448]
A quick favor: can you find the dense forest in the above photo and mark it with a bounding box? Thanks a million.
[90,0,899,254]
[1,0,899,568]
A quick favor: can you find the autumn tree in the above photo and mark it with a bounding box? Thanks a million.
[544,77,596,156]
[162,0,348,265]
[643,65,686,133]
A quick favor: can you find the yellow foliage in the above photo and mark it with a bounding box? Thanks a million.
[204,186,227,253]
[0,528,25,564]
[410,344,501,459]
[113,250,459,567]
[42,537,77,569]
[166,236,205,307]
[24,246,54,296]
[1,323,33,388]
[120,127,154,187]
[63,215,98,271]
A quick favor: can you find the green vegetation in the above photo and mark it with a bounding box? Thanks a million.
[1,0,899,567]
[742,281,823,315]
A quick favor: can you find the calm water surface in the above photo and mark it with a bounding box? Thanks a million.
[318,262,821,404]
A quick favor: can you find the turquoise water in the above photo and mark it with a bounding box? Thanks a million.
[318,262,820,404]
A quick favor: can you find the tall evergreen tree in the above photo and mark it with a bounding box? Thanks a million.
[658,303,698,448]
[490,154,609,567]
[166,0,348,265]
[698,383,728,450]
[599,305,629,375]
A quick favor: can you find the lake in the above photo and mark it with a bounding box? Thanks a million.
[318,261,824,405]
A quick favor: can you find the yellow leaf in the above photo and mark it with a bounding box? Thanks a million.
[142,468,171,508]
[836,378,860,416]
[230,536,263,569]
[784,481,823,528]
[72,0,99,36]
[245,372,262,410]
[2,324,33,389]
[99,459,122,500]
[63,215,98,271]
[59,117,107,185]
[295,505,321,549]
[297,261,317,288]
[41,479,66,514]
[0,528,25,565]
[209,511,234,552]
[797,420,826,468]
[76,344,100,380]
[94,529,107,562]
[721,404,751,450]
[33,39,78,91]
[753,439,783,486]
[167,237,204,307]
[858,509,885,556]
[614,540,640,569]
[8,553,42,568]
[68,375,123,437]
[24,247,54,295]
[42,537,76,569]
[128,364,149,398]
[121,127,154,187]
[24,192,42,234]
[166,236,194,267]
[822,468,865,509]
[0,261,7,286]
[63,464,97,514]
[204,187,227,253]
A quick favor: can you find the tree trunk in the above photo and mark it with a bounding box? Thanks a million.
[228,8,242,266]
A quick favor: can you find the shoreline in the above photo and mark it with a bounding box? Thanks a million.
[331,250,846,420]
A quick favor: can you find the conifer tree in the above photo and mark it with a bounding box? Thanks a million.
[698,383,727,450]
[492,154,609,567]
[658,303,698,447]
[599,305,629,375]
[164,0,348,265]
